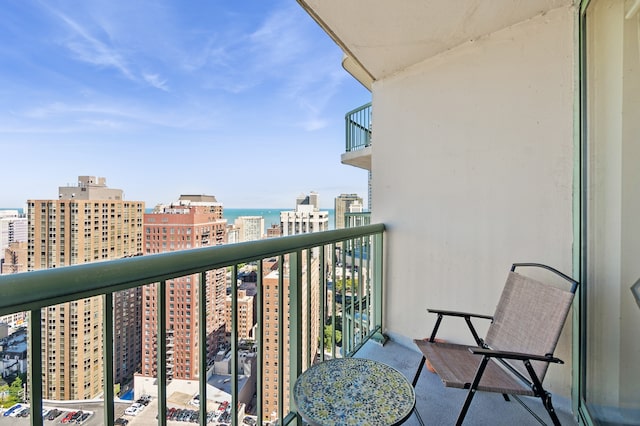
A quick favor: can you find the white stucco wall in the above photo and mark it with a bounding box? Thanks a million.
[371,6,576,395]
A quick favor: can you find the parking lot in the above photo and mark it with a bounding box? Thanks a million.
[122,397,230,425]
[1,396,258,426]
[0,401,130,426]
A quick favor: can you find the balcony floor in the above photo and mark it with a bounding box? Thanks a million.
[355,339,578,426]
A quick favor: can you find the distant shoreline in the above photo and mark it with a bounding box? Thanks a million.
[0,207,337,229]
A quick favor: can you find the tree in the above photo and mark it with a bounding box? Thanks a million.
[0,377,23,408]
[10,377,23,401]
[322,324,342,349]
[0,383,11,407]
[333,278,354,294]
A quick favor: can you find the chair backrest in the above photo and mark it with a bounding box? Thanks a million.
[484,267,576,382]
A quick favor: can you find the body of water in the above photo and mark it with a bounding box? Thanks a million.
[2,207,336,230]
[224,208,335,231]
[224,208,286,228]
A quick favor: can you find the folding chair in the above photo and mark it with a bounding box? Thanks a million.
[412,263,579,425]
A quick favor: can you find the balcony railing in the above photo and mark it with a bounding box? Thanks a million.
[345,102,372,152]
[0,223,384,426]
[344,212,371,228]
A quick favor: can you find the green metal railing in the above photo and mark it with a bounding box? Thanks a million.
[0,224,385,426]
[344,212,371,228]
[345,102,372,152]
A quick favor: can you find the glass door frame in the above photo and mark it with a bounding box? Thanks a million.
[577,1,590,424]
[577,0,640,423]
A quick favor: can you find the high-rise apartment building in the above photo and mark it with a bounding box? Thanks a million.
[334,194,364,229]
[225,289,254,339]
[141,195,227,381]
[234,216,265,242]
[0,210,27,267]
[0,310,27,330]
[1,241,29,329]
[280,192,329,236]
[266,224,281,238]
[2,241,27,275]
[262,192,326,421]
[261,257,320,422]
[27,176,144,400]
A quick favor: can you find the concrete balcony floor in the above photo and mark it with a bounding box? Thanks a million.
[356,339,578,426]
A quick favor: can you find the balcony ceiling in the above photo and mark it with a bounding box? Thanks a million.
[298,0,572,86]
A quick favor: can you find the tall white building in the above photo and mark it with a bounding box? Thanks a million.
[0,210,27,264]
[334,194,364,229]
[280,192,329,236]
[234,216,265,242]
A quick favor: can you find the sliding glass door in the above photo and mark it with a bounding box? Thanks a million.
[583,0,640,424]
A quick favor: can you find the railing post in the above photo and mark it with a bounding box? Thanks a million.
[231,265,238,426]
[256,261,264,424]
[305,249,312,370]
[331,244,337,359]
[103,293,115,426]
[157,281,167,426]
[289,250,303,424]
[277,256,284,424]
[372,232,387,345]
[28,308,43,426]
[198,271,207,426]
[319,246,326,361]
[341,246,349,354]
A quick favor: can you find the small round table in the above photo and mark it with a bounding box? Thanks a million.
[293,357,416,426]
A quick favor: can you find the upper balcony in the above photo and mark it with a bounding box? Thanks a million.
[341,102,372,171]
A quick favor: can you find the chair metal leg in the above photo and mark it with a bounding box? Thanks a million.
[455,356,490,426]
[412,356,426,387]
[541,392,562,426]
[523,359,562,426]
[412,406,425,426]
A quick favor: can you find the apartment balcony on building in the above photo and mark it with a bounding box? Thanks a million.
[0,1,635,425]
[341,102,372,171]
[0,224,579,426]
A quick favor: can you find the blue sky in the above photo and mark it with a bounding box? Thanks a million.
[0,0,370,209]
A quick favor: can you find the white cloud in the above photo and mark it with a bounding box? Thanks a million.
[143,73,169,91]
[301,118,328,131]
[44,5,175,92]
[52,10,135,80]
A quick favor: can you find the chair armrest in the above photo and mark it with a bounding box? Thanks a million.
[425,309,493,346]
[427,309,493,321]
[469,347,564,364]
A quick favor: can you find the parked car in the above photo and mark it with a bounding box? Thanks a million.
[3,404,22,417]
[47,409,62,420]
[114,418,129,425]
[172,409,183,420]
[61,411,76,423]
[166,407,176,419]
[124,403,143,416]
[77,411,90,423]
[47,408,62,420]
[16,407,30,417]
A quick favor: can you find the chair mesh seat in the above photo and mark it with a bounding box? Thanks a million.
[414,340,535,396]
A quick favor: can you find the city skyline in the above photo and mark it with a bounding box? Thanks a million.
[0,0,370,209]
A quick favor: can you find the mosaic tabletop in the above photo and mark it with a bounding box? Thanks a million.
[293,358,415,426]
